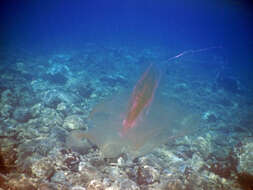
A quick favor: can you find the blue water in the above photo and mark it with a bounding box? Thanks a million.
[0,0,253,189]
[1,1,252,47]
[1,1,252,78]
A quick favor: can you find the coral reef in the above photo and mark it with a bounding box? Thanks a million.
[0,44,252,189]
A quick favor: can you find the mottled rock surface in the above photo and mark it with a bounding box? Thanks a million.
[0,44,252,190]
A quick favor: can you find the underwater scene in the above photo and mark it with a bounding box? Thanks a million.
[0,0,253,189]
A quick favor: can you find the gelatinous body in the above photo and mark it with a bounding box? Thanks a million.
[121,64,160,135]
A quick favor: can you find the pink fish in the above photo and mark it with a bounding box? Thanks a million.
[121,64,160,136]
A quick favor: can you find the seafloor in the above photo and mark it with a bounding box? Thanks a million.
[0,44,252,190]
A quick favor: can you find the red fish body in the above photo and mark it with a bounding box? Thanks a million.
[121,64,160,136]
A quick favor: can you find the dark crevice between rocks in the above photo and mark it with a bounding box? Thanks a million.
[0,85,7,94]
[63,153,80,172]
[237,172,253,190]
[0,150,11,175]
[204,150,238,179]
[0,146,18,189]
[42,73,68,85]
[76,84,94,99]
